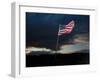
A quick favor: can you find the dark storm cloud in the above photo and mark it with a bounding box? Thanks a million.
[26,12,89,50]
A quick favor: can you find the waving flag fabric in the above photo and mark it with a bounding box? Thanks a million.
[58,20,75,36]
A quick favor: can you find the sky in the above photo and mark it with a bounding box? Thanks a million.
[26,12,89,50]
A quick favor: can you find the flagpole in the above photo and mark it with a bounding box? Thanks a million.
[55,20,75,53]
[56,25,60,53]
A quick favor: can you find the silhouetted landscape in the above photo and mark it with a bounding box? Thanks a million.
[26,51,89,67]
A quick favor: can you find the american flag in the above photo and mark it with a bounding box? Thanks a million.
[58,20,75,36]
